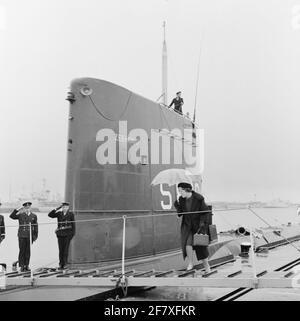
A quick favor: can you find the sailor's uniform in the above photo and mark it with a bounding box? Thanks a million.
[48,209,75,268]
[169,97,184,113]
[9,209,38,270]
[0,215,5,243]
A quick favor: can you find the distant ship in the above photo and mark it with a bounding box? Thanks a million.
[0,179,62,213]
[264,198,291,208]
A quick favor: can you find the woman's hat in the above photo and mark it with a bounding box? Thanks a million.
[178,182,192,189]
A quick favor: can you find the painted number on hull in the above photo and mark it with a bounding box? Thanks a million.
[159,182,201,210]
[160,184,172,210]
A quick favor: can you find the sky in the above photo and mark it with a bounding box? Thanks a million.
[0,0,300,203]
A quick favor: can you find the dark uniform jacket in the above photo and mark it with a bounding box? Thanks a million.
[48,209,75,238]
[9,210,38,241]
[0,215,5,241]
[169,97,184,113]
[174,191,211,259]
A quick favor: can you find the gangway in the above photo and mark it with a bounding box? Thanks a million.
[1,265,299,289]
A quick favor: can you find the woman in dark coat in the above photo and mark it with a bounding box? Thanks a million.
[174,182,211,272]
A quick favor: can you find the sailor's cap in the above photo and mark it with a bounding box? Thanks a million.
[22,202,32,207]
[61,202,70,206]
[176,91,181,95]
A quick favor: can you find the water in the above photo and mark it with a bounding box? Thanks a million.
[213,206,299,231]
[0,207,299,271]
[0,212,58,270]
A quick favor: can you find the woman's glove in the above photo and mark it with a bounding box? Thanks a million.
[197,222,206,234]
[174,200,179,210]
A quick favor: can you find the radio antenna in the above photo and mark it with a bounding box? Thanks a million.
[193,33,204,123]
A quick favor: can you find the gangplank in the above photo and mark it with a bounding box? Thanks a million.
[1,266,299,289]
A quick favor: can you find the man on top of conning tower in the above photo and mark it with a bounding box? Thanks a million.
[169,91,184,114]
[0,202,5,244]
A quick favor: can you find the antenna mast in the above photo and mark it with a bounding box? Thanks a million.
[193,47,202,123]
[162,21,168,105]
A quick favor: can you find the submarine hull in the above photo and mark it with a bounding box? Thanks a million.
[65,78,203,265]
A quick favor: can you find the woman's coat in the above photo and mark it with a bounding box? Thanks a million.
[174,191,211,260]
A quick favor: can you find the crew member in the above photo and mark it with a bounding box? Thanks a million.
[169,91,184,114]
[48,202,75,270]
[10,202,38,272]
[0,202,5,244]
[0,202,6,271]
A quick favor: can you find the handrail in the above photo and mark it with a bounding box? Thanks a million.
[2,206,254,228]
[158,102,200,128]
[75,209,151,213]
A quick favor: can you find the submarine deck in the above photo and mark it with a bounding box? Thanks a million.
[1,238,300,301]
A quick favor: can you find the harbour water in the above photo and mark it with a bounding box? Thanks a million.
[213,206,300,231]
[0,211,58,270]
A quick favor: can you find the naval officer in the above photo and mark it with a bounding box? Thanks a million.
[10,202,38,272]
[0,203,5,244]
[48,202,75,270]
[0,203,6,271]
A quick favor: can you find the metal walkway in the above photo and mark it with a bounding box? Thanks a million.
[1,266,299,289]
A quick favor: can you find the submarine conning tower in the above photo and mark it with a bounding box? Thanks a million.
[65,78,202,265]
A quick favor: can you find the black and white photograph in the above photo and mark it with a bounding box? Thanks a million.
[1,0,300,305]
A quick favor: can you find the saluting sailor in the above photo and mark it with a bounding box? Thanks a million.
[48,202,75,270]
[0,202,6,272]
[0,202,5,244]
[10,202,38,272]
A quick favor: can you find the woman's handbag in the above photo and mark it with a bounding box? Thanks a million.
[193,233,209,246]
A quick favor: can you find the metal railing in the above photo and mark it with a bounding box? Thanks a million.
[0,206,298,290]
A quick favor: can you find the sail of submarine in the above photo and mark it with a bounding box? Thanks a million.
[64,23,203,265]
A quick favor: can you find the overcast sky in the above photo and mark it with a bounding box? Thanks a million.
[0,0,300,202]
